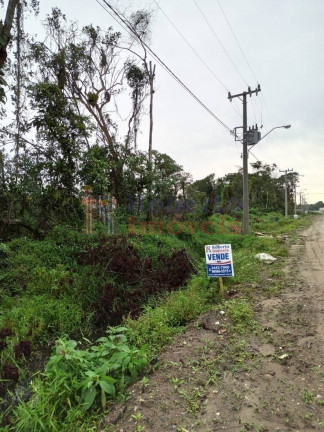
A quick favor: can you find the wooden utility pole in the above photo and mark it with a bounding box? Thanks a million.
[280,168,293,218]
[228,85,261,234]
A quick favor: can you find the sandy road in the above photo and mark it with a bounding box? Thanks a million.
[302,215,324,344]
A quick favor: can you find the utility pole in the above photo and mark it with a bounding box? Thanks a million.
[299,191,303,213]
[279,168,293,218]
[228,85,261,234]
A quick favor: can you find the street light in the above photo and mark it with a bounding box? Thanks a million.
[242,124,292,234]
[260,124,291,141]
[249,125,291,151]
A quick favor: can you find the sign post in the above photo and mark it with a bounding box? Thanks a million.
[205,244,234,295]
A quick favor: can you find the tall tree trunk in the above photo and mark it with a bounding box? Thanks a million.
[147,61,155,221]
[148,61,155,164]
[0,0,19,70]
[0,150,5,189]
[14,0,22,182]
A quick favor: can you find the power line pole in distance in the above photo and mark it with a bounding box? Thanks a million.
[279,168,293,219]
[228,85,261,234]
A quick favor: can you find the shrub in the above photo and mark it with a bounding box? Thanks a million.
[13,327,147,431]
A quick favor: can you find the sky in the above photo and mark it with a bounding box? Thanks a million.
[5,0,324,204]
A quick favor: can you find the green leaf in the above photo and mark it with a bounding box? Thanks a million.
[100,375,116,384]
[96,337,108,343]
[99,380,115,396]
[82,386,97,410]
[109,351,129,364]
[112,326,128,333]
[119,344,131,353]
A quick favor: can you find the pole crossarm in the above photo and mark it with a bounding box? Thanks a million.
[228,84,261,101]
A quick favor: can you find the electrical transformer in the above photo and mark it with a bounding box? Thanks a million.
[246,128,261,145]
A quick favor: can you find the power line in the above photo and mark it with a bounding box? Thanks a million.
[249,150,261,161]
[193,0,249,87]
[95,0,234,134]
[153,0,228,91]
[94,0,139,41]
[217,0,258,84]
[250,98,257,124]
[216,0,269,127]
[231,99,243,120]
[260,92,274,128]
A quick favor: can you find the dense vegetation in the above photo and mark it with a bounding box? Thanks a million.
[0,5,301,240]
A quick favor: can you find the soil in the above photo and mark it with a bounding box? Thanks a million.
[101,215,324,432]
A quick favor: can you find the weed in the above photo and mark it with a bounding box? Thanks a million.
[140,376,149,389]
[179,388,203,414]
[302,389,314,404]
[133,426,145,432]
[226,300,256,334]
[131,411,143,422]
[13,327,147,431]
[171,377,184,389]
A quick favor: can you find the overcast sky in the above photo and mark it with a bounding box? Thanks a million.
[13,0,324,204]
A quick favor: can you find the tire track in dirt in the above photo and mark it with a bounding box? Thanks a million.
[302,217,324,345]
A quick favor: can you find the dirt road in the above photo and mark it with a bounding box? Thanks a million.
[103,215,324,432]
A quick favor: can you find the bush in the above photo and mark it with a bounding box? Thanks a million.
[13,328,147,431]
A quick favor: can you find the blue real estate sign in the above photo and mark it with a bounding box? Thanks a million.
[205,244,234,277]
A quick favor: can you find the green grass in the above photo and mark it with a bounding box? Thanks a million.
[125,274,214,356]
[0,212,315,431]
[226,300,257,334]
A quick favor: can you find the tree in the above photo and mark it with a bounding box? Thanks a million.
[0,0,19,70]
[125,61,149,151]
[31,81,89,196]
[0,0,39,102]
[29,9,156,205]
[249,162,280,211]
[127,10,155,159]
[308,201,324,211]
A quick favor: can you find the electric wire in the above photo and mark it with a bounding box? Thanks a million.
[249,149,261,161]
[95,0,234,134]
[193,0,264,126]
[216,0,271,127]
[216,0,258,84]
[260,93,274,128]
[193,0,249,87]
[153,0,228,92]
[250,98,257,125]
[231,99,243,120]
